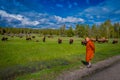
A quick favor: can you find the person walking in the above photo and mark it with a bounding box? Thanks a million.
[85,37,95,68]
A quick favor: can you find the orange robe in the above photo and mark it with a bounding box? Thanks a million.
[86,40,95,62]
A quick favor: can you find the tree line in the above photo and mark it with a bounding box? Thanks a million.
[0,20,120,38]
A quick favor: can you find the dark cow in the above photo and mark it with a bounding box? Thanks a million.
[1,37,8,41]
[32,36,35,38]
[58,38,62,44]
[36,40,39,42]
[48,35,53,38]
[97,38,108,43]
[26,37,31,40]
[43,36,46,42]
[19,36,23,38]
[112,39,118,44]
[18,34,23,38]
[69,39,73,44]
[81,40,87,45]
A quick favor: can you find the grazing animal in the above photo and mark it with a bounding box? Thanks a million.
[19,36,23,38]
[69,39,73,44]
[43,36,46,42]
[32,36,35,38]
[81,40,87,45]
[48,35,53,38]
[58,38,62,44]
[26,37,31,40]
[91,38,96,42]
[97,38,108,43]
[11,36,14,38]
[112,39,118,44]
[1,37,8,41]
[36,40,39,42]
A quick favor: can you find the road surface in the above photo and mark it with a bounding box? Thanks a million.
[82,61,120,80]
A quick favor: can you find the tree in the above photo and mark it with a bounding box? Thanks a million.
[75,24,85,37]
[67,26,74,37]
[91,24,98,37]
[99,23,107,38]
[85,24,90,37]
[113,22,120,38]
[59,24,66,37]
[98,20,112,38]
[104,20,112,38]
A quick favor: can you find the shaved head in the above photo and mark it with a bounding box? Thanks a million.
[85,37,90,42]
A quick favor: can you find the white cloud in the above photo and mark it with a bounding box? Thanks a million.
[0,10,39,26]
[90,16,94,19]
[65,16,84,23]
[96,15,100,19]
[1,10,82,28]
[114,10,120,14]
[77,0,120,25]
[81,0,120,16]
[95,22,103,25]
[39,18,49,23]
[54,15,84,23]
[54,16,63,22]
[47,22,55,25]
[83,6,110,16]
[102,7,109,12]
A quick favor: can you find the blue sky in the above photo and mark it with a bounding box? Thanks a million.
[0,0,120,29]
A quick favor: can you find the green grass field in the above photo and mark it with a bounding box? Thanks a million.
[0,35,120,80]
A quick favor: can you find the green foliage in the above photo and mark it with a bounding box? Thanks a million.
[91,24,98,37]
[84,24,90,37]
[75,24,86,37]
[67,26,74,37]
[59,24,66,37]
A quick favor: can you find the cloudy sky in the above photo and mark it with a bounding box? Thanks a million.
[0,0,120,29]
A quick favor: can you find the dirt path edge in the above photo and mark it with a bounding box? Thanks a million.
[56,55,120,80]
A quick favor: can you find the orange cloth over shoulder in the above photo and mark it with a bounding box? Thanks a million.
[86,40,95,62]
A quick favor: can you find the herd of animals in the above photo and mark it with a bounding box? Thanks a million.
[1,34,119,45]
[81,38,118,45]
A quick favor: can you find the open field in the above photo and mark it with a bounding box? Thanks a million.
[0,35,120,80]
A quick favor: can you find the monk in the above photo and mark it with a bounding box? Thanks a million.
[85,37,95,68]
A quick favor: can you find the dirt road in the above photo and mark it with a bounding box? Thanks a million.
[82,61,120,80]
